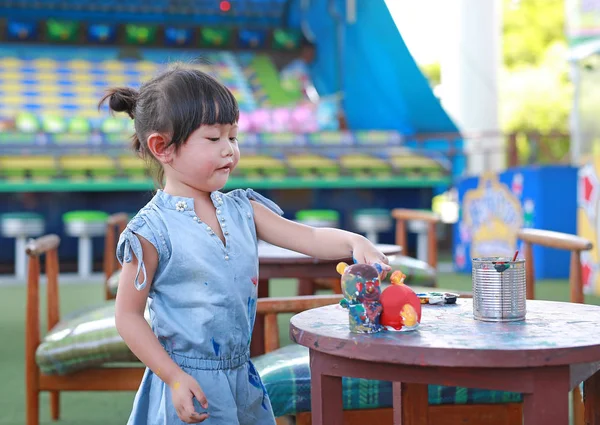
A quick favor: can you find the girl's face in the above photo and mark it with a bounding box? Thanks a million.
[168,123,240,193]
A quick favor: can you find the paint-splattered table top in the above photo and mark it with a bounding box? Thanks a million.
[258,242,401,264]
[290,299,600,368]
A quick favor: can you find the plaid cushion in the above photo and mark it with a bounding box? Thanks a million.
[36,301,142,375]
[253,344,522,417]
[107,270,120,297]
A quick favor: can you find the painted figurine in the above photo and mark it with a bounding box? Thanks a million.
[380,270,422,331]
[337,262,384,334]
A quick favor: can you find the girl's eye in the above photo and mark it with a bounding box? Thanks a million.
[229,137,238,142]
[208,137,220,142]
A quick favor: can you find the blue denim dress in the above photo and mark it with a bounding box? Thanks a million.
[116,188,281,425]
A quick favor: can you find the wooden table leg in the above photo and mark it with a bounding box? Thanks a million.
[310,350,343,425]
[523,368,569,425]
[251,278,269,357]
[297,278,316,296]
[585,370,600,424]
[393,382,428,425]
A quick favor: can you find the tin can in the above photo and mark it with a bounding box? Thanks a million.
[472,257,526,322]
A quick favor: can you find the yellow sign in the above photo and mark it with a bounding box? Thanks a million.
[577,158,600,294]
[462,173,523,259]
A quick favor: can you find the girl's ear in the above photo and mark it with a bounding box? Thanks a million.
[147,133,174,164]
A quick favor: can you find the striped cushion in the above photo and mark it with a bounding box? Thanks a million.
[36,301,140,375]
[253,344,522,417]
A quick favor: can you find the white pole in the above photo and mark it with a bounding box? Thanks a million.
[347,0,356,23]
[441,0,503,175]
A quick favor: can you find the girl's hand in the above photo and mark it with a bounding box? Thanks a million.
[170,371,209,423]
[352,236,392,280]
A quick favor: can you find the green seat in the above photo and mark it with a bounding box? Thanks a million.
[295,209,340,227]
[63,210,109,278]
[1,212,45,279]
[41,114,68,134]
[254,344,522,417]
[69,117,91,133]
[353,208,392,243]
[100,117,126,134]
[15,112,41,133]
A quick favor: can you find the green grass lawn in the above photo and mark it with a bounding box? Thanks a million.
[0,273,595,425]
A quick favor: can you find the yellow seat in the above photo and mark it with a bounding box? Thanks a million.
[102,60,125,71]
[390,154,445,175]
[3,95,25,105]
[35,73,59,82]
[59,155,117,179]
[1,71,23,81]
[31,59,58,69]
[134,61,158,72]
[65,60,92,70]
[118,156,147,178]
[237,156,286,176]
[287,154,338,170]
[2,58,23,68]
[0,156,56,179]
[38,97,62,106]
[340,154,390,173]
[71,74,93,82]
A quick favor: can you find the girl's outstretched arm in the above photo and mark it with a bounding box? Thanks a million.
[115,235,208,423]
[251,201,391,273]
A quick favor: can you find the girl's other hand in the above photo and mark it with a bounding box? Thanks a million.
[170,371,209,423]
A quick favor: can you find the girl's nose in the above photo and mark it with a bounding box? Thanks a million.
[222,142,234,157]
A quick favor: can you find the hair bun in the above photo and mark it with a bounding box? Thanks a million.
[100,87,139,119]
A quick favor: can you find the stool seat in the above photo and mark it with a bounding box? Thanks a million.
[63,211,108,237]
[1,212,45,279]
[63,210,109,278]
[295,209,340,228]
[353,208,392,243]
[1,212,45,237]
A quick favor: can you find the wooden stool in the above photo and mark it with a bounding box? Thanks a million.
[63,210,108,278]
[392,208,441,269]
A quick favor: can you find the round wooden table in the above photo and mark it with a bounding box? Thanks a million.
[290,299,600,425]
[251,243,401,356]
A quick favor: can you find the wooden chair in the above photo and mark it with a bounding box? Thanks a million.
[517,228,593,425]
[25,234,144,425]
[392,208,441,270]
[102,212,128,300]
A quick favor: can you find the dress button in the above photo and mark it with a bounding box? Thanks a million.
[224,231,229,235]
[220,217,226,222]
[216,209,221,214]
[247,212,252,218]
[224,255,229,260]
[206,226,212,231]
[193,216,199,221]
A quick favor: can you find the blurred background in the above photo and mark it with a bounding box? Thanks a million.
[1,0,600,423]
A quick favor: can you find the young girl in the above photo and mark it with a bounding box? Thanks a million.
[104,64,391,425]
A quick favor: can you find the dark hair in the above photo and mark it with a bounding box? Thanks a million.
[99,63,239,187]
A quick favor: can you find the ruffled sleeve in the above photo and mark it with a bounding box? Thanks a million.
[244,188,284,216]
[116,216,163,291]
[227,188,283,216]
